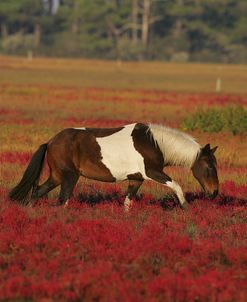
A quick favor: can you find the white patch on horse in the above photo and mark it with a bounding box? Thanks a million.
[64,200,69,207]
[96,124,148,181]
[124,196,133,212]
[73,127,86,130]
[165,180,187,205]
[149,124,201,168]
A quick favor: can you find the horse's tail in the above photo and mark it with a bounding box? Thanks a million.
[9,143,48,204]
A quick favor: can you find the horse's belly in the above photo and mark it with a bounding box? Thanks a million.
[101,154,145,181]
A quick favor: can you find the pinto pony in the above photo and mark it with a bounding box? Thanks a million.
[9,123,219,210]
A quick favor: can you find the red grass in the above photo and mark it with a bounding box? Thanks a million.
[0,190,246,301]
[0,152,32,165]
[63,118,132,128]
[221,181,247,199]
[1,79,247,301]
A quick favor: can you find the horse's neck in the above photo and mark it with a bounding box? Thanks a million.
[162,148,199,167]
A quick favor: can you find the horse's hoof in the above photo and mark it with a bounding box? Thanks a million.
[124,205,131,212]
[181,202,189,210]
[124,197,133,212]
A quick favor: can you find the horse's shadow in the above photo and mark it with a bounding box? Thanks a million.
[159,192,247,209]
[77,191,247,209]
[77,191,123,206]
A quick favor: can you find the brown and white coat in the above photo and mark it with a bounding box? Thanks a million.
[9,123,219,210]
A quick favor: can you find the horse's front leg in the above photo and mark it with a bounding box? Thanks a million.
[146,169,189,209]
[124,179,143,211]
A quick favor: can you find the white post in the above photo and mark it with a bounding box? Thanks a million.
[216,77,221,93]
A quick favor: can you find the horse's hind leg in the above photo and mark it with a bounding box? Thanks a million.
[31,176,59,203]
[57,171,79,206]
[124,179,143,211]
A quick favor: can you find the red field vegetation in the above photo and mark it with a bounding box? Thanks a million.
[0,57,247,301]
[0,193,246,301]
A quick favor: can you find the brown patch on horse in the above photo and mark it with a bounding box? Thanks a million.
[47,129,79,181]
[126,179,143,199]
[47,128,116,183]
[86,127,124,137]
[127,172,144,181]
[131,123,164,173]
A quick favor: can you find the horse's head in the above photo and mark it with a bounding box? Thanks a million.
[191,144,219,198]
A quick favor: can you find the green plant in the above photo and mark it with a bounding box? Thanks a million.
[182,106,247,134]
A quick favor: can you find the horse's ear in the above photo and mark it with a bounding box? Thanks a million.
[202,144,211,153]
[211,146,218,154]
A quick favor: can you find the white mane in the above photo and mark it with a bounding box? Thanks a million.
[148,124,201,167]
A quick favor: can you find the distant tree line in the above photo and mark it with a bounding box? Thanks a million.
[0,0,246,63]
